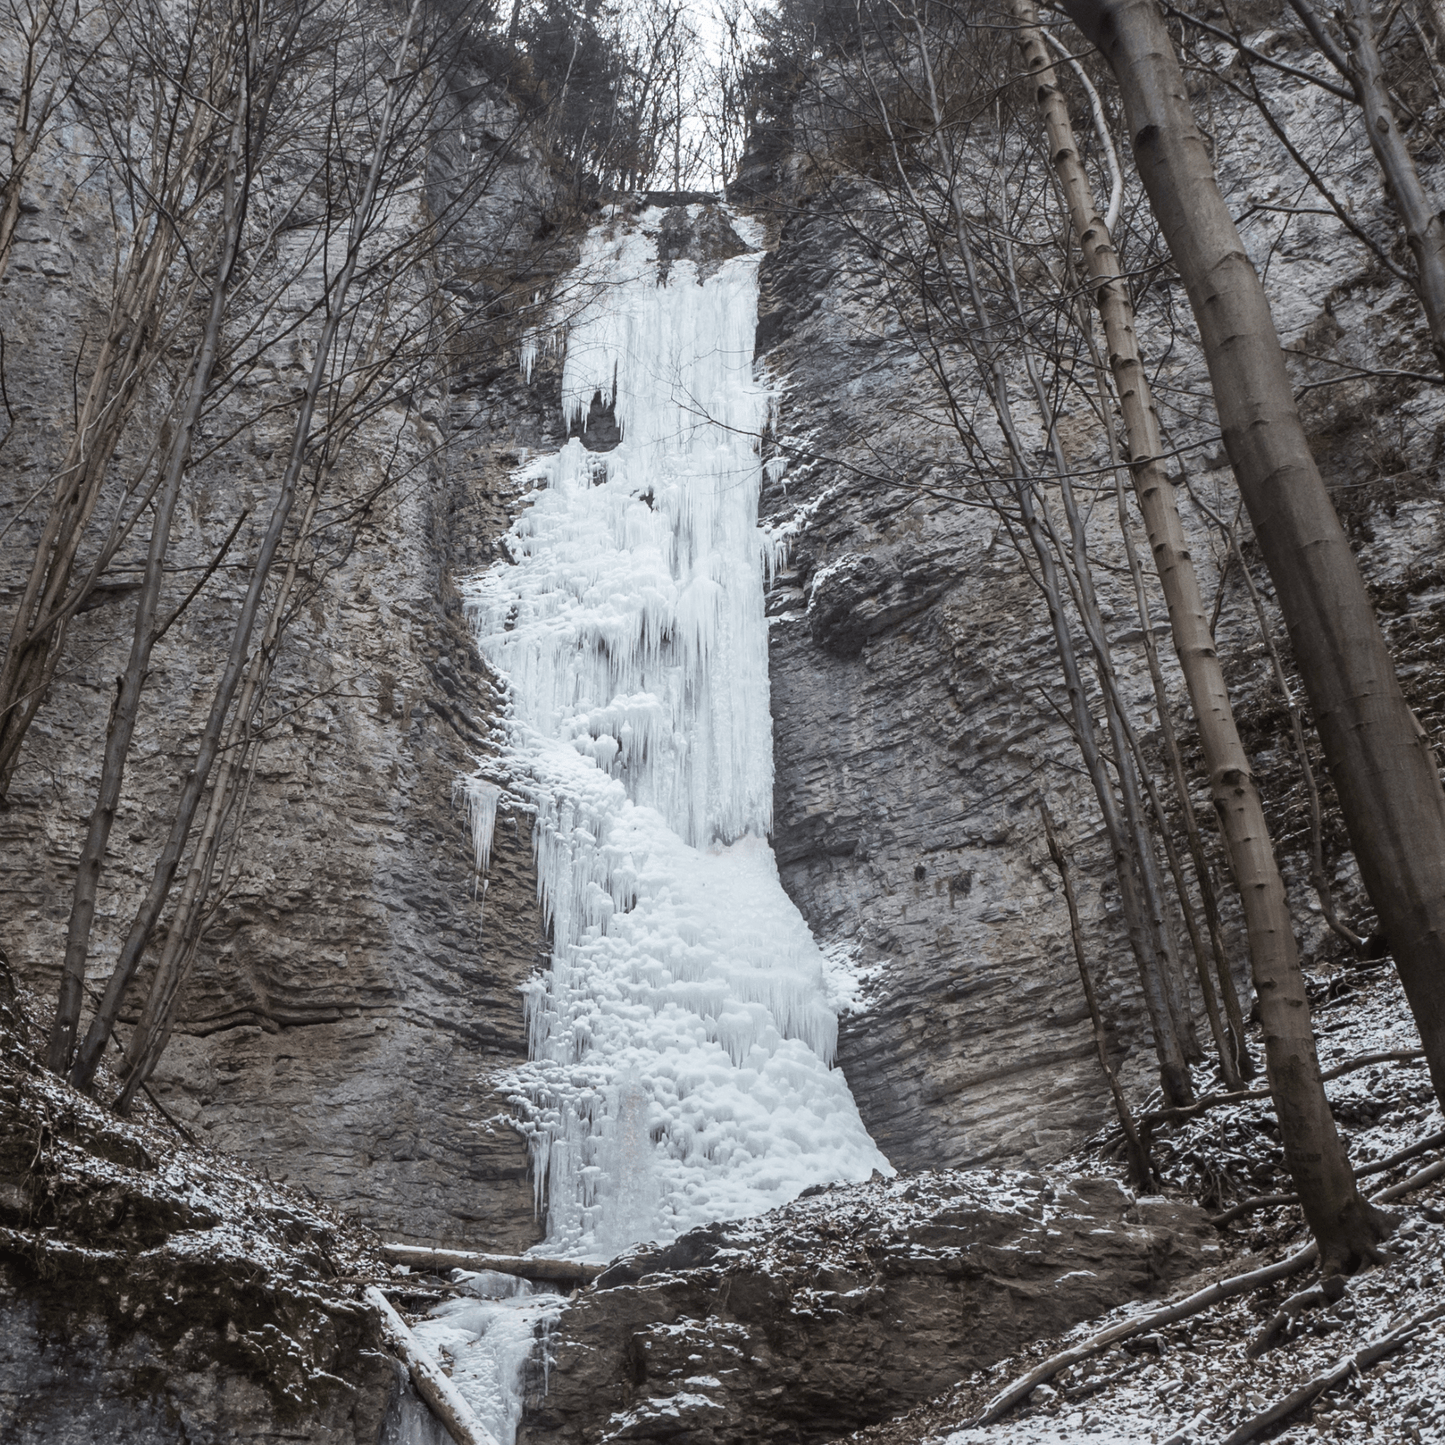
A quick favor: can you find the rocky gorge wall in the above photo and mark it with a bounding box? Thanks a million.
[743,22,1445,1176]
[5,11,1445,1440]
[5,17,1444,1247]
[0,56,574,1255]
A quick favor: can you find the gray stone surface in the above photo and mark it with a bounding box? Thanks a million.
[0,69,570,1254]
[0,1289,399,1445]
[516,1169,1217,1445]
[749,40,1445,1174]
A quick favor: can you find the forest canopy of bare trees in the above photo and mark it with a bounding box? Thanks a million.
[5,0,1445,1287]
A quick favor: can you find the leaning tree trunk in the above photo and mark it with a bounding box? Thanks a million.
[1338,0,1445,369]
[1283,0,1445,369]
[1061,0,1445,1194]
[1016,0,1386,1271]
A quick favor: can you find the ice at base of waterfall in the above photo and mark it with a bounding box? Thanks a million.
[410,1272,565,1445]
[462,203,890,1264]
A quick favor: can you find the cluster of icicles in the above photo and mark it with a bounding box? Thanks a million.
[462,206,889,1265]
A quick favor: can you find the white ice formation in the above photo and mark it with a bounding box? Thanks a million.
[462,205,890,1267]
[409,1272,564,1445]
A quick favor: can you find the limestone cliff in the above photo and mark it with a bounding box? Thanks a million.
[745,39,1445,1174]
[0,65,568,1254]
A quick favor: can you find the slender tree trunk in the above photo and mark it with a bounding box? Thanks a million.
[113,482,323,1111]
[46,110,247,1078]
[1221,517,1365,952]
[1341,0,1445,361]
[1093,332,1251,1079]
[1284,0,1445,367]
[1010,281,1205,1067]
[1060,239,1254,1072]
[70,0,426,1092]
[1041,800,1154,1188]
[1057,0,1406,1267]
[0,57,217,796]
[960,262,1194,1103]
[873,27,1194,1102]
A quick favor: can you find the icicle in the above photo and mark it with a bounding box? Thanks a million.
[462,779,501,875]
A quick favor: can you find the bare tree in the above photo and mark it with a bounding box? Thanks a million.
[831,6,1205,1106]
[1063,0,1445,1144]
[0,0,111,290]
[47,0,270,1076]
[1014,0,1385,1273]
[0,0,259,797]
[1280,0,1445,366]
[45,0,547,1098]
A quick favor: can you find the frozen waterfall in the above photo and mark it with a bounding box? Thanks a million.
[465,205,889,1262]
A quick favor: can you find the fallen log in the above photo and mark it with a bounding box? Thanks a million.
[363,1285,501,1445]
[970,1243,1320,1425]
[382,1243,605,1287]
[1221,1303,1445,1445]
[971,1146,1445,1425]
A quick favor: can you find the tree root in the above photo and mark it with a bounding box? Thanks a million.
[1371,1155,1445,1203]
[1245,1274,1347,1357]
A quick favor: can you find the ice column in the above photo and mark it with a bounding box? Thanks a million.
[465,206,889,1261]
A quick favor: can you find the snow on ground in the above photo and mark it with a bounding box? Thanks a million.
[845,961,1445,1444]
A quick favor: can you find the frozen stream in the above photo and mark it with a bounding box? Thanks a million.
[409,206,888,1442]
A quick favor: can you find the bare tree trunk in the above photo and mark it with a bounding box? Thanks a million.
[1337,0,1445,365]
[1094,336,1249,1080]
[47,95,247,1078]
[1059,238,1254,1074]
[1058,0,1401,1268]
[70,0,426,1093]
[867,27,1195,1103]
[1284,0,1445,367]
[112,481,324,1112]
[0,0,99,290]
[961,266,1194,1103]
[1215,509,1365,952]
[1009,268,1205,1067]
[0,1,223,797]
[0,224,194,795]
[1040,800,1154,1188]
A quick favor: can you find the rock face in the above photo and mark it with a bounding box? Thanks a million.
[0,969,400,1444]
[0,70,572,1254]
[747,35,1445,1174]
[754,197,1174,1174]
[517,1169,1216,1444]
